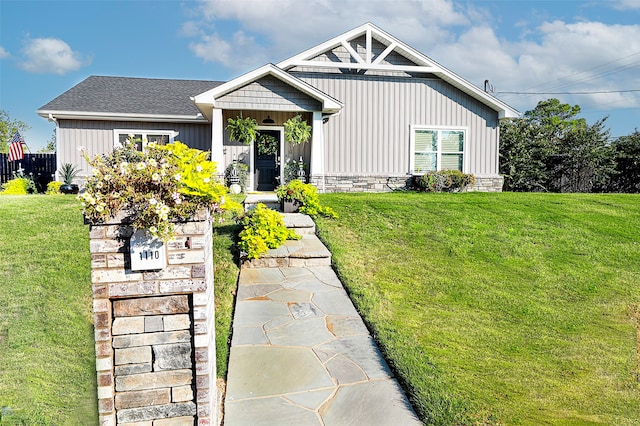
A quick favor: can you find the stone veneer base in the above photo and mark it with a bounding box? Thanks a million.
[90,210,216,426]
[309,174,504,192]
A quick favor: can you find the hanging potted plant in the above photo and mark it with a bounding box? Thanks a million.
[226,115,258,145]
[284,115,312,145]
[58,163,81,194]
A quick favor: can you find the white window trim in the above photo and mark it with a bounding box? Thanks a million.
[113,129,179,151]
[409,125,467,174]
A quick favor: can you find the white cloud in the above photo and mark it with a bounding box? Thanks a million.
[611,0,640,10]
[189,30,269,69]
[184,0,640,114]
[20,37,86,75]
[0,47,9,59]
[427,18,640,114]
[186,0,468,71]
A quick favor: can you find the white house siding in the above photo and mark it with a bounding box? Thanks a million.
[57,120,211,181]
[292,72,500,182]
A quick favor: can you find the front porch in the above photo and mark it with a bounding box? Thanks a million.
[193,64,343,193]
[221,111,314,192]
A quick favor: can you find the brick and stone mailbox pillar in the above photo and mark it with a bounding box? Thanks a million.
[89,210,216,425]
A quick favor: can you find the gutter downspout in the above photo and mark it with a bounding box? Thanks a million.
[48,114,60,182]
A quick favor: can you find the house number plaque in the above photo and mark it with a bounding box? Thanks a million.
[130,229,166,271]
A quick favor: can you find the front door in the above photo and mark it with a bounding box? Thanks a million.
[254,129,281,191]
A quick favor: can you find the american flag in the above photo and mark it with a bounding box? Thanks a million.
[8,131,24,162]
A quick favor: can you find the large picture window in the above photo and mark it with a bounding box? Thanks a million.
[412,127,465,174]
[114,130,177,151]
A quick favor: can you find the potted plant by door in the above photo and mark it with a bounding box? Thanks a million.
[58,163,80,194]
[275,179,304,213]
[275,179,338,218]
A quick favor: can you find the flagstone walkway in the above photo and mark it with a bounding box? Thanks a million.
[223,212,421,425]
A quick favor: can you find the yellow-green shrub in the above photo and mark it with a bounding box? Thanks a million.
[1,177,36,195]
[238,203,300,259]
[275,179,338,218]
[46,181,63,195]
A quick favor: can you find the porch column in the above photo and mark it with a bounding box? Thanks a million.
[211,108,224,173]
[310,111,325,192]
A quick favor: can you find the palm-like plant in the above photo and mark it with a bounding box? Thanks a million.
[58,163,80,185]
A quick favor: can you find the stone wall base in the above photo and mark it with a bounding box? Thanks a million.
[310,174,504,193]
[468,175,504,192]
[90,211,216,426]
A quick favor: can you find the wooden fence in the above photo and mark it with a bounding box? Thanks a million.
[0,153,57,192]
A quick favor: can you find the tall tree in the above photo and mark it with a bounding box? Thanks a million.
[0,110,31,153]
[39,130,57,153]
[608,130,640,193]
[547,118,612,192]
[499,99,610,192]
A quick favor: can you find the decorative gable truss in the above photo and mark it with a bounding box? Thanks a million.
[279,22,519,118]
[279,23,443,75]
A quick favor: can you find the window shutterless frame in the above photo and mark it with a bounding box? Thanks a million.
[409,125,466,174]
[113,130,179,151]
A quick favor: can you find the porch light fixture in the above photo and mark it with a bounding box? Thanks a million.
[262,116,275,124]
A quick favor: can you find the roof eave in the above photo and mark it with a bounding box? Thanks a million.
[38,110,209,123]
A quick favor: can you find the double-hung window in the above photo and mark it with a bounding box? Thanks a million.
[411,127,465,174]
[114,130,178,151]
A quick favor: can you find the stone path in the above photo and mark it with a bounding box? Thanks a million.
[223,212,421,425]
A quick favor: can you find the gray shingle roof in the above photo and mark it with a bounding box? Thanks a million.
[38,76,224,117]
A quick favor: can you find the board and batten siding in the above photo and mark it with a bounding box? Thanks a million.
[292,72,500,177]
[57,120,211,180]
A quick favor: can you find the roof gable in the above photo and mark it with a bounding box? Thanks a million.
[216,75,323,112]
[278,22,519,118]
[193,64,342,119]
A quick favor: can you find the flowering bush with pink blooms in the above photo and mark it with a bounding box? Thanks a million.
[79,137,236,240]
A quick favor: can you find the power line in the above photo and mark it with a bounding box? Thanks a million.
[517,51,640,94]
[496,89,640,95]
[498,51,640,103]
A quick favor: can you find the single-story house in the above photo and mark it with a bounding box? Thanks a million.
[38,22,519,192]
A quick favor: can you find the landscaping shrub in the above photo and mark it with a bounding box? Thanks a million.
[275,179,338,218]
[238,203,300,259]
[414,170,475,192]
[0,177,37,195]
[79,139,229,241]
[46,181,63,194]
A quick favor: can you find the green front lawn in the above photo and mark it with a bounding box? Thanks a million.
[1,193,638,425]
[0,195,239,424]
[315,192,640,425]
[0,196,96,425]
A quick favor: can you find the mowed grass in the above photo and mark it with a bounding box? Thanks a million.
[0,196,96,424]
[0,195,239,424]
[314,192,640,425]
[2,193,638,424]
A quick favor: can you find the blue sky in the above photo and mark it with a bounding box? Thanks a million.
[1,0,639,151]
